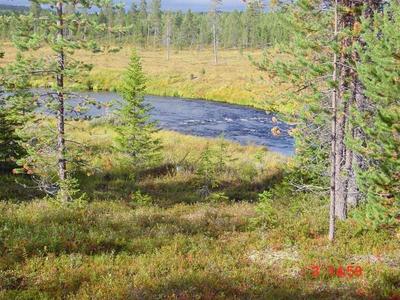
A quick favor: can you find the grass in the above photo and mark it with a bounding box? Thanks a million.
[11,118,286,204]
[0,43,296,115]
[0,120,399,299]
[1,198,398,300]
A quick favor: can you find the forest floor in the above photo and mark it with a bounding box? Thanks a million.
[0,120,399,299]
[1,43,296,115]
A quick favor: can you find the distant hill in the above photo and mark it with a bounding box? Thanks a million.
[0,4,29,13]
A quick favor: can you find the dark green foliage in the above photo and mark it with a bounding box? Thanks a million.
[256,0,333,189]
[258,0,398,231]
[196,140,235,198]
[0,2,292,50]
[0,53,35,172]
[252,190,278,229]
[0,104,25,170]
[353,1,400,229]
[196,145,220,197]
[115,51,161,168]
[6,0,117,200]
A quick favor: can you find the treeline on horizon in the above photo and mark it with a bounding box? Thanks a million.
[0,1,290,50]
[0,4,30,12]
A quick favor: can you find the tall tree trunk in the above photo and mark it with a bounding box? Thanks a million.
[334,0,358,220]
[334,0,383,215]
[153,27,157,49]
[213,22,218,65]
[335,64,350,220]
[56,1,67,196]
[147,24,150,48]
[329,0,339,241]
[346,77,362,207]
[166,20,171,60]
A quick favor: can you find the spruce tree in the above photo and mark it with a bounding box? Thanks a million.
[0,101,25,172]
[115,51,161,169]
[0,53,35,173]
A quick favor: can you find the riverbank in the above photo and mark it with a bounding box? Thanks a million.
[46,92,295,155]
[1,44,295,115]
[1,120,399,299]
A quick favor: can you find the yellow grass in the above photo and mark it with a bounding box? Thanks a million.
[66,119,287,176]
[1,43,296,114]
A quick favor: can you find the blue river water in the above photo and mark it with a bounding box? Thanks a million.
[60,91,295,156]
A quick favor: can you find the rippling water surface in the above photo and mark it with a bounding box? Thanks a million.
[69,92,295,156]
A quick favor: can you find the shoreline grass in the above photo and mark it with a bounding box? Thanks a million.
[1,43,296,115]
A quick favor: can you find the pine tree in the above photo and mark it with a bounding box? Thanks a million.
[150,0,162,48]
[198,14,211,50]
[256,0,385,239]
[257,0,333,190]
[181,10,197,49]
[243,0,263,48]
[139,0,149,47]
[221,10,241,48]
[29,1,41,34]
[102,0,114,43]
[11,0,109,201]
[354,0,400,229]
[115,51,161,168]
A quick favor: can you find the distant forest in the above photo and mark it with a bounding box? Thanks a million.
[0,1,290,49]
[0,4,29,12]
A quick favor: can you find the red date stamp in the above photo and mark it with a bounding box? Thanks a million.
[306,265,363,278]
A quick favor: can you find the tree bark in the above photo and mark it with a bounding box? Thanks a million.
[334,0,360,220]
[153,27,157,49]
[146,24,150,48]
[166,18,171,61]
[329,0,339,241]
[213,22,218,65]
[56,1,67,193]
[335,61,350,220]
[334,0,383,214]
[346,78,363,207]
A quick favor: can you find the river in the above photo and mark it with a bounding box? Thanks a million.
[65,91,295,156]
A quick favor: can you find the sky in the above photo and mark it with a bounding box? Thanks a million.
[0,0,252,12]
